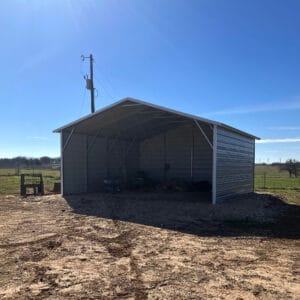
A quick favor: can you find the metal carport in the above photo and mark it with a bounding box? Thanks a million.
[54,97,259,204]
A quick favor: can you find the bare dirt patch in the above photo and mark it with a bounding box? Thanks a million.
[0,193,299,299]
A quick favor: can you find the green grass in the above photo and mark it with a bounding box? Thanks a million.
[0,169,60,195]
[0,168,60,177]
[0,166,299,205]
[255,165,300,205]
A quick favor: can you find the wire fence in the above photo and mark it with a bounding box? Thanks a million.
[0,167,299,195]
[0,168,60,195]
[255,173,300,191]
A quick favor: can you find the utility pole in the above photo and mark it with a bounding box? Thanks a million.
[81,54,95,113]
[89,54,95,113]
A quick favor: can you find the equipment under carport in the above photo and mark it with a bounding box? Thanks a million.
[20,174,44,196]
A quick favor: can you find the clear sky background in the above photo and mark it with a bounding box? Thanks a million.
[0,0,299,163]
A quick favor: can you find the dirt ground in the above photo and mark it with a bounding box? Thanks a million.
[0,192,299,299]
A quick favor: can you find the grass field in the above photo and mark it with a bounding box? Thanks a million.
[255,165,300,205]
[0,169,60,195]
[0,166,299,204]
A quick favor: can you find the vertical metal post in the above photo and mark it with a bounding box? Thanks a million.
[190,130,194,180]
[252,140,255,192]
[106,138,109,177]
[86,135,89,193]
[163,132,167,182]
[212,125,217,205]
[60,132,64,196]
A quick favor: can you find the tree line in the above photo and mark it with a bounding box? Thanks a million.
[0,157,60,169]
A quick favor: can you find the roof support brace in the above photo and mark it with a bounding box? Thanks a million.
[63,127,76,152]
[194,120,213,149]
[87,129,102,153]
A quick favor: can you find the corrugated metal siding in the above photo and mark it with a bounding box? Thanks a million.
[62,132,87,194]
[105,138,120,178]
[139,134,165,180]
[140,123,212,182]
[216,127,255,201]
[87,137,107,192]
[125,142,139,181]
[87,137,139,191]
[62,133,139,193]
[106,139,139,182]
[166,127,192,180]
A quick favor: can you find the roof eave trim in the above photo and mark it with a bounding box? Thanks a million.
[53,96,260,139]
[53,97,131,133]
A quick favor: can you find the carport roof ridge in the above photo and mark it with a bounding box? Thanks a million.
[53,97,259,139]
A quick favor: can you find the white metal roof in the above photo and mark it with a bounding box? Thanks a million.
[53,97,259,140]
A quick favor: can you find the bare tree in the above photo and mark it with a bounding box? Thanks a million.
[284,159,298,177]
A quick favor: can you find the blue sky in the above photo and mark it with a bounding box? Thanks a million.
[0,0,299,163]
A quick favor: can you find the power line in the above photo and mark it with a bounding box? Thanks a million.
[93,59,118,100]
[93,75,115,101]
[80,59,85,77]
[79,88,87,116]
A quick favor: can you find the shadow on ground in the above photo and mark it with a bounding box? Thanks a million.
[64,192,300,239]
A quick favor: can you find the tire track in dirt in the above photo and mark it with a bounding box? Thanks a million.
[0,233,60,249]
[111,220,147,300]
[1,194,299,299]
[77,219,148,299]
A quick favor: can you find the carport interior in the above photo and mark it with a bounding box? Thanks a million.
[61,99,213,195]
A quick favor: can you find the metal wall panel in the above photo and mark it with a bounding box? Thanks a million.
[105,139,139,182]
[216,127,255,202]
[62,133,139,194]
[125,142,140,181]
[62,132,87,194]
[140,123,212,182]
[139,134,165,181]
[86,137,140,191]
[87,136,107,192]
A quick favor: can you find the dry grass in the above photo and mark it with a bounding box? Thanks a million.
[0,193,299,299]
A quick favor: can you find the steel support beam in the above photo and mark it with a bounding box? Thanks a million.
[60,132,64,196]
[212,124,217,205]
[194,120,213,149]
[87,129,102,153]
[63,127,76,152]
